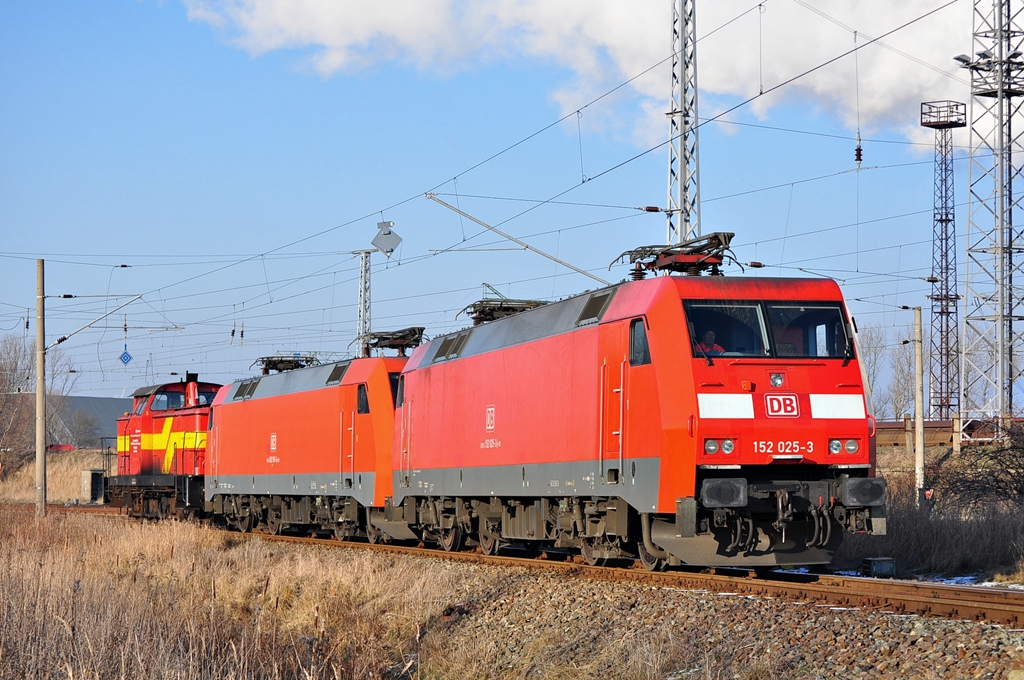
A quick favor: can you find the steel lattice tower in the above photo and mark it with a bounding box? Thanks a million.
[922,101,966,420]
[667,0,701,245]
[958,0,1024,430]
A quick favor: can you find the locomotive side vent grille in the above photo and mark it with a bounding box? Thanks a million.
[325,363,349,385]
[431,336,456,362]
[575,292,613,327]
[431,330,473,362]
[232,379,261,400]
[449,331,471,357]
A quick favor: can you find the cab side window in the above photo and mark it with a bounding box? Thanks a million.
[357,384,370,414]
[629,318,651,366]
[150,391,184,411]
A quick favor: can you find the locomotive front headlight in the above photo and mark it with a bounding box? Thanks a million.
[829,439,843,454]
[704,439,719,454]
[845,439,859,453]
[770,373,784,387]
[720,439,735,454]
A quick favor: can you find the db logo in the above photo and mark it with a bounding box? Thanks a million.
[765,394,800,417]
[485,405,495,431]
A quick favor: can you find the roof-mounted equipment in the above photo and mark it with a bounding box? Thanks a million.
[459,299,549,326]
[611,231,738,278]
[252,354,321,375]
[362,326,426,357]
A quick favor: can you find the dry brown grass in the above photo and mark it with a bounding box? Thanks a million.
[0,509,790,680]
[0,448,102,503]
[0,508,459,679]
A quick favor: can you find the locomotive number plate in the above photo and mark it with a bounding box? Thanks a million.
[752,440,814,454]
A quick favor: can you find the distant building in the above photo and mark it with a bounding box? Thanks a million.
[56,396,132,448]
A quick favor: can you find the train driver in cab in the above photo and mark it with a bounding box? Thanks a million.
[696,329,725,356]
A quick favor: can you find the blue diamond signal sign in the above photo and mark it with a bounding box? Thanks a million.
[120,349,132,366]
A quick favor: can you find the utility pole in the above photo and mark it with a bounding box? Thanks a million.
[914,306,926,508]
[35,259,46,519]
[667,0,701,245]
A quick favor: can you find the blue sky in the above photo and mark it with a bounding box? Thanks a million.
[0,0,975,398]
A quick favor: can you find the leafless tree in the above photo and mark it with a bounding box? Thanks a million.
[67,409,99,449]
[0,335,34,474]
[854,323,886,409]
[0,334,78,478]
[879,326,915,420]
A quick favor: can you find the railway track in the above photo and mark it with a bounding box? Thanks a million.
[19,501,1024,627]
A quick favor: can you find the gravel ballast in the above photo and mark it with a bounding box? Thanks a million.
[420,560,1024,679]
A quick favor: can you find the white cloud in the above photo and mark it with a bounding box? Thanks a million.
[182,0,973,135]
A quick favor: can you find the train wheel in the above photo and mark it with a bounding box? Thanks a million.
[235,512,254,534]
[478,524,499,556]
[439,525,463,552]
[637,540,666,572]
[366,523,384,544]
[266,509,282,535]
[365,508,385,544]
[580,537,607,567]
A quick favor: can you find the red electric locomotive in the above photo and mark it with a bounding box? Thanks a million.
[380,237,885,568]
[109,373,221,518]
[204,331,422,538]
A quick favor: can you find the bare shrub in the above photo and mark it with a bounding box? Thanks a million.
[837,466,1024,576]
[932,422,1024,510]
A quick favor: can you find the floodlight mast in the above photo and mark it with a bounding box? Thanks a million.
[958,0,1024,438]
[667,0,701,245]
[921,101,965,421]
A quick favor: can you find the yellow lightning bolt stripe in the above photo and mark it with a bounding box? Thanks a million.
[115,417,208,474]
[159,418,176,474]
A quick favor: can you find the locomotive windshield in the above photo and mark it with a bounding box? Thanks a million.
[683,300,852,359]
[765,303,851,358]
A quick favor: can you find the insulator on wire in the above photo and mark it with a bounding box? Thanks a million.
[855,145,863,163]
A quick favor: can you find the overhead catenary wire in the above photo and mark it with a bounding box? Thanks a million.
[13,0,962,394]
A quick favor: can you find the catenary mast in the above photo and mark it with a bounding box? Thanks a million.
[957,0,1024,435]
[667,0,701,245]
